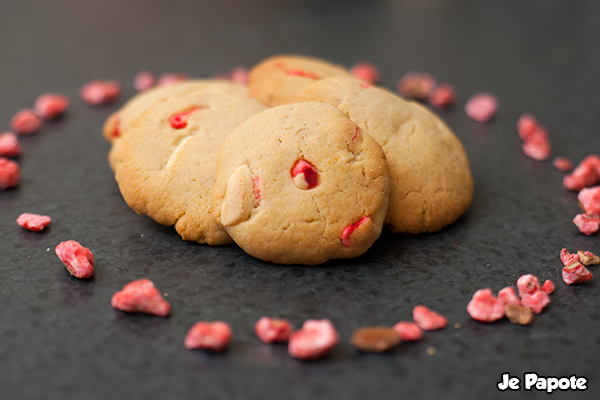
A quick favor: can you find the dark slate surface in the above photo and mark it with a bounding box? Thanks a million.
[1,1,599,399]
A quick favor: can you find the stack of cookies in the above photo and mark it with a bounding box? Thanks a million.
[104,55,473,265]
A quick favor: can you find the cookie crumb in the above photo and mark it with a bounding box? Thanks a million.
[504,304,534,325]
[426,346,437,356]
[350,326,400,353]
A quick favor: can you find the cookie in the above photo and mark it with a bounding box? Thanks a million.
[102,79,249,143]
[296,77,473,234]
[211,102,391,265]
[109,87,266,245]
[247,54,355,107]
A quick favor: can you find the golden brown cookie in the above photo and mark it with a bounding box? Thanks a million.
[296,77,473,234]
[211,102,391,264]
[102,80,249,143]
[109,87,266,245]
[247,54,355,107]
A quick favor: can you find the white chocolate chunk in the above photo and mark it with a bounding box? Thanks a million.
[221,164,254,227]
[292,172,309,190]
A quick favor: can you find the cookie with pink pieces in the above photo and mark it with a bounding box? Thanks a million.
[211,102,390,264]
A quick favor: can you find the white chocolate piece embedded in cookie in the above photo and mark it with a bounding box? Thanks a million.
[221,165,255,227]
[108,84,266,245]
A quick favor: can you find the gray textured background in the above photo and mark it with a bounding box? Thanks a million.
[1,1,599,399]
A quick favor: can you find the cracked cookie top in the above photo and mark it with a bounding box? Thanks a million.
[211,102,391,265]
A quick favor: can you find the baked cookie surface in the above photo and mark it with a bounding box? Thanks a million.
[109,87,266,245]
[247,54,355,107]
[103,80,249,143]
[296,77,473,234]
[211,102,391,265]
